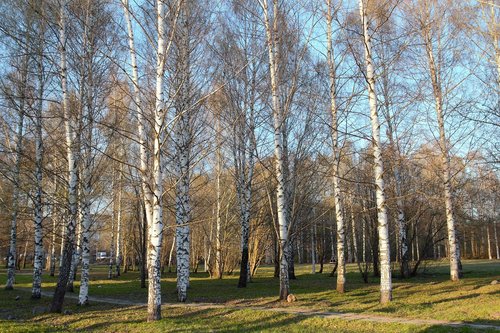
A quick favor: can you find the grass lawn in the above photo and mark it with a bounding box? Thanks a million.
[0,259,498,332]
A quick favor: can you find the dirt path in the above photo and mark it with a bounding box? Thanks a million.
[18,288,499,331]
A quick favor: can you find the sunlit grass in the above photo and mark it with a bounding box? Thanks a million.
[0,259,498,332]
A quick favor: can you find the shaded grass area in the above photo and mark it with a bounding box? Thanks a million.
[0,296,493,333]
[0,259,499,332]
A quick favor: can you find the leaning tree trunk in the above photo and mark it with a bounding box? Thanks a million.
[326,0,346,293]
[421,16,462,282]
[51,0,79,312]
[359,0,392,304]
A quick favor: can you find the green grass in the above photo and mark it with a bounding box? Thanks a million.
[0,259,499,332]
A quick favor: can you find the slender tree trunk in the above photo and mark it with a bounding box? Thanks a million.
[326,0,346,292]
[487,225,492,260]
[78,166,92,305]
[311,224,316,274]
[168,234,175,273]
[147,0,169,320]
[421,13,462,281]
[494,220,499,260]
[49,212,58,277]
[108,196,115,279]
[32,30,45,298]
[116,165,123,277]
[215,116,223,280]
[381,77,409,278]
[261,0,290,301]
[120,0,153,229]
[67,215,81,292]
[51,0,79,312]
[5,42,28,291]
[359,0,392,303]
[174,5,192,302]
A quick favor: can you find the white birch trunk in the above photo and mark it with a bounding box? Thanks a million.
[78,164,92,305]
[261,0,290,301]
[147,0,167,320]
[174,4,192,302]
[32,33,45,298]
[380,60,409,276]
[5,98,25,290]
[121,0,154,227]
[59,222,65,272]
[78,21,96,303]
[487,225,492,260]
[215,115,223,279]
[109,179,116,279]
[421,11,462,281]
[326,0,346,292]
[51,0,79,312]
[494,220,499,259]
[115,165,123,276]
[5,34,29,290]
[359,0,392,303]
[351,205,359,263]
[68,213,82,291]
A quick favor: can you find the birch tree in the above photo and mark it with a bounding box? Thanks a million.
[2,0,32,291]
[51,0,80,312]
[326,0,346,293]
[121,0,182,320]
[412,0,463,281]
[259,0,290,300]
[172,1,192,302]
[31,0,47,299]
[358,0,392,303]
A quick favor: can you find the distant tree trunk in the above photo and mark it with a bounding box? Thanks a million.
[109,197,116,279]
[140,204,147,289]
[49,212,58,277]
[311,224,316,274]
[359,0,392,304]
[494,220,499,260]
[215,115,223,280]
[115,166,123,277]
